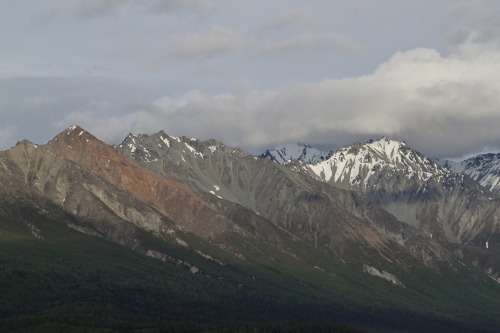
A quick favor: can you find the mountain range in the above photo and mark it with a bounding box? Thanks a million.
[270,139,500,277]
[267,141,500,201]
[1,126,500,332]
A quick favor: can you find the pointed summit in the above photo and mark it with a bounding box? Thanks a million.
[48,124,100,148]
[61,125,90,139]
[309,138,448,187]
[361,137,409,162]
[46,125,121,174]
[366,136,407,147]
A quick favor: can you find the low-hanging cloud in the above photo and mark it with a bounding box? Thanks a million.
[55,44,500,158]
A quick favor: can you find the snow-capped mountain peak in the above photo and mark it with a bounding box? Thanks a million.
[307,137,448,187]
[259,142,329,164]
[293,137,500,246]
[363,137,408,162]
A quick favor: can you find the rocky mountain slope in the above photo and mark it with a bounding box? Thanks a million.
[2,126,500,331]
[438,153,500,196]
[291,138,500,278]
[45,126,246,243]
[115,131,459,273]
[0,126,302,273]
[0,125,450,279]
[259,142,329,164]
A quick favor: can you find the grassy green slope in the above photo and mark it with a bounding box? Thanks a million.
[1,207,500,333]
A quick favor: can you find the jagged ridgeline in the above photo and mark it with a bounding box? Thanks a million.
[438,152,500,196]
[0,125,500,332]
[275,138,500,280]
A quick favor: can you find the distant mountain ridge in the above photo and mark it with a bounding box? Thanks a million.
[281,137,500,279]
[259,142,329,164]
[438,153,500,196]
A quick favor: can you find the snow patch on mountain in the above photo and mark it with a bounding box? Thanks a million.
[66,125,77,135]
[308,137,447,188]
[184,142,204,158]
[160,135,170,147]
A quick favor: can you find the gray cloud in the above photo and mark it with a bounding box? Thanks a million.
[168,26,245,59]
[51,46,500,159]
[448,1,482,19]
[144,0,217,15]
[5,1,500,160]
[32,1,69,24]
[0,76,161,149]
[76,0,127,18]
[261,33,360,53]
[36,0,216,20]
[3,45,500,159]
[263,7,312,31]
[446,0,500,46]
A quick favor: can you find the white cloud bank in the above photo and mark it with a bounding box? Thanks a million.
[57,42,500,158]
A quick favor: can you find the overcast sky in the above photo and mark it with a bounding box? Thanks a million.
[2,0,500,159]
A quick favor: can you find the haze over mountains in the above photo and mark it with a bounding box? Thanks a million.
[1,126,500,332]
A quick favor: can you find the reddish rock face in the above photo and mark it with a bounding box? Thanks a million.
[45,125,245,240]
